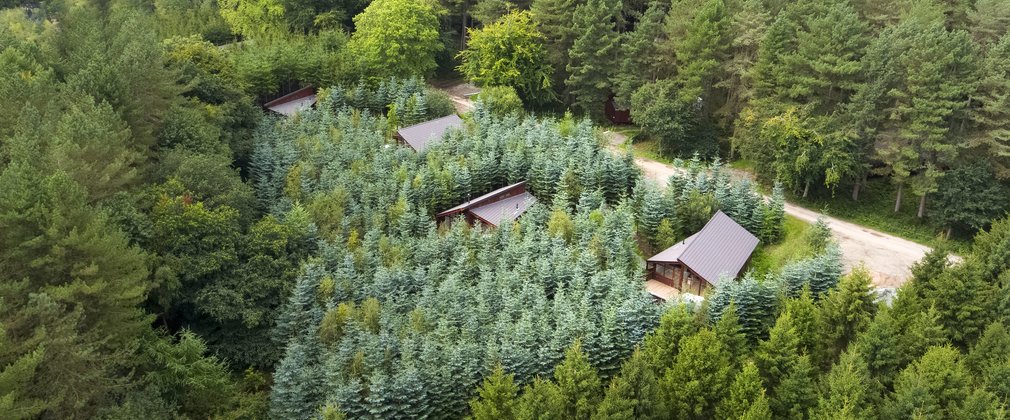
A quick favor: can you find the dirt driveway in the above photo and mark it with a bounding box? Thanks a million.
[605,131,935,288]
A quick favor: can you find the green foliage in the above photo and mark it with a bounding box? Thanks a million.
[818,267,876,364]
[218,0,286,39]
[884,345,972,419]
[565,0,619,118]
[348,0,442,80]
[457,11,554,105]
[934,162,1009,235]
[469,365,519,420]
[660,329,733,419]
[474,85,524,116]
[631,80,717,157]
[553,341,603,419]
[717,361,766,419]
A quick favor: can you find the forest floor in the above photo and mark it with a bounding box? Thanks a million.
[603,130,939,288]
[431,80,478,113]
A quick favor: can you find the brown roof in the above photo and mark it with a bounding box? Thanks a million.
[647,211,759,286]
[265,86,317,116]
[396,114,463,151]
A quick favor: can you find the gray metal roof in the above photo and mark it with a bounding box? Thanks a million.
[648,211,759,286]
[468,192,536,226]
[436,181,527,218]
[397,114,463,151]
[647,233,699,263]
[265,86,317,116]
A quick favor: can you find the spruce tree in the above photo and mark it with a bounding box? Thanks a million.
[641,304,700,370]
[592,350,660,420]
[613,1,667,107]
[754,311,801,393]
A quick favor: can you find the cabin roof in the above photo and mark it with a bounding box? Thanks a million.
[396,114,463,151]
[468,192,536,227]
[647,211,759,286]
[436,181,528,218]
[265,86,317,116]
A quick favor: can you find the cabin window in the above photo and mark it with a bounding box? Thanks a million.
[660,265,673,278]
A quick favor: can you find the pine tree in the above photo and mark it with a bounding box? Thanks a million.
[553,340,603,419]
[761,182,786,243]
[810,351,877,420]
[717,361,767,419]
[565,0,619,118]
[469,365,519,420]
[819,267,876,364]
[592,350,660,420]
[852,306,904,390]
[716,0,770,126]
[531,0,581,94]
[771,355,817,420]
[515,377,566,419]
[613,1,667,107]
[965,321,1010,377]
[967,33,1010,178]
[641,305,700,370]
[713,303,749,367]
[660,329,733,419]
[670,0,731,102]
[754,311,801,393]
[883,345,972,419]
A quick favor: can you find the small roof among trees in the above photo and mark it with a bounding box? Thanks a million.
[436,181,536,226]
[648,211,759,285]
[264,86,317,116]
[396,114,464,151]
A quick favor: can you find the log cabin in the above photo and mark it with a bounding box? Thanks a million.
[436,181,536,227]
[645,211,759,301]
[394,114,464,152]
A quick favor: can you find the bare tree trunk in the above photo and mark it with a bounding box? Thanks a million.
[894,184,903,213]
[946,226,952,240]
[803,180,811,198]
[852,180,861,201]
[460,10,468,50]
[917,194,927,218]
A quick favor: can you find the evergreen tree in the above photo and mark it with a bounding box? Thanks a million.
[771,355,818,420]
[754,311,801,393]
[613,1,667,108]
[553,340,603,419]
[565,0,619,118]
[515,377,566,419]
[641,304,700,370]
[717,361,767,419]
[669,0,731,102]
[810,351,877,420]
[469,365,519,420]
[819,267,876,364]
[660,329,733,419]
[967,34,1010,179]
[713,303,749,366]
[883,345,972,419]
[592,350,660,420]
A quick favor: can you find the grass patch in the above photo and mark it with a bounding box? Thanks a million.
[749,215,812,276]
[728,159,756,172]
[785,177,969,252]
[630,138,676,165]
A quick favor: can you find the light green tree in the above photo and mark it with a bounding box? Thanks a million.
[348,0,443,79]
[457,11,554,105]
